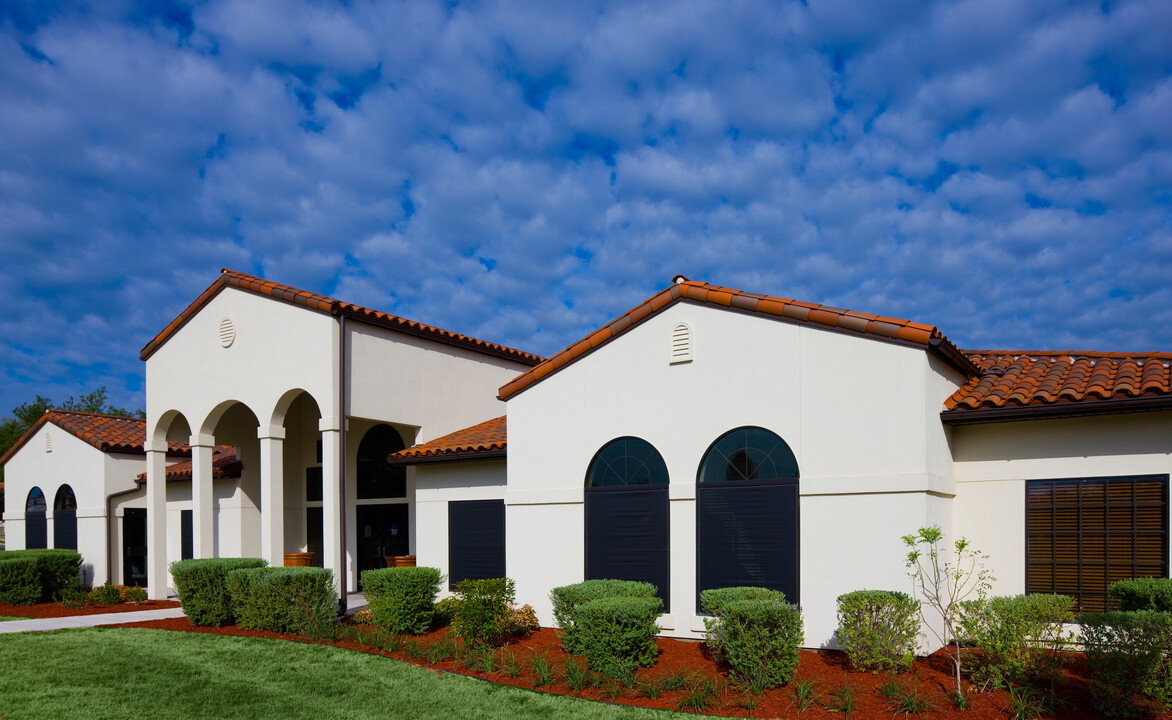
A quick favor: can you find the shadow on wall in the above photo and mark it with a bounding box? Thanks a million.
[948,411,1172,463]
[80,563,93,588]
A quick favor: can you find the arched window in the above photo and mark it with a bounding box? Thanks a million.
[696,427,800,607]
[25,487,47,549]
[698,426,799,484]
[53,485,78,550]
[584,437,671,609]
[356,424,406,499]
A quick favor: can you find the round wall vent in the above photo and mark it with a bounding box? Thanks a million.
[219,317,236,348]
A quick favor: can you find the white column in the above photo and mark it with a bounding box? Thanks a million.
[146,444,168,599]
[320,417,343,596]
[259,426,285,567]
[190,435,216,558]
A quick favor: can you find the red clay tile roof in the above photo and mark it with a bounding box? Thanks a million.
[943,350,1172,423]
[498,276,978,400]
[139,269,544,366]
[136,446,241,482]
[0,410,188,466]
[386,416,507,465]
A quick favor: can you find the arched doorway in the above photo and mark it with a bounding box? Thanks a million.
[25,487,47,549]
[53,485,78,550]
[696,426,800,606]
[355,424,408,570]
[585,437,671,609]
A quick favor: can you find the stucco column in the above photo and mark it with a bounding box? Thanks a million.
[320,418,344,596]
[258,426,285,567]
[145,443,168,600]
[190,435,216,558]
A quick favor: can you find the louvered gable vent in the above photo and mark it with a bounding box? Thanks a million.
[670,322,693,364]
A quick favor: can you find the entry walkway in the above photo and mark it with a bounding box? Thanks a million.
[0,591,367,634]
[0,607,188,634]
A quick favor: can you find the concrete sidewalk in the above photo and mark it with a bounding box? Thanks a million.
[0,607,188,634]
[0,591,366,634]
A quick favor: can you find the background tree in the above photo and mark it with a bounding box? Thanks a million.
[0,387,143,514]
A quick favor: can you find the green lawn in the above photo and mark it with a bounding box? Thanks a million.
[0,615,33,621]
[0,628,703,720]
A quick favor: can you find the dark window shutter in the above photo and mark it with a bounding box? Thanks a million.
[697,482,800,607]
[448,500,506,589]
[1026,475,1168,612]
[585,486,670,610]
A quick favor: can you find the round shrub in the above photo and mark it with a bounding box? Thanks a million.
[835,589,919,672]
[170,557,268,626]
[0,549,82,601]
[705,598,803,691]
[958,593,1075,690]
[700,586,786,617]
[549,579,658,654]
[0,556,41,606]
[89,584,123,605]
[575,595,662,682]
[360,566,443,635]
[1109,578,1172,612]
[449,577,515,647]
[228,566,338,636]
[1081,610,1172,718]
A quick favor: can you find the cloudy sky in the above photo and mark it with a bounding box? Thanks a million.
[1,0,1170,415]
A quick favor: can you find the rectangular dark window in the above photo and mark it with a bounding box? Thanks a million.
[1026,474,1168,612]
[306,467,323,502]
[181,509,194,560]
[306,507,324,568]
[448,500,506,590]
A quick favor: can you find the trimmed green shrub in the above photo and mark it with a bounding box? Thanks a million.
[89,584,123,605]
[0,556,41,606]
[1109,578,1172,612]
[433,596,458,627]
[0,549,82,600]
[700,586,786,617]
[958,594,1074,690]
[170,557,267,626]
[1081,610,1172,718]
[575,595,662,682]
[123,585,148,604]
[550,579,658,654]
[56,585,90,608]
[228,566,337,636]
[835,589,919,672]
[449,577,515,647]
[705,598,803,691]
[361,566,443,635]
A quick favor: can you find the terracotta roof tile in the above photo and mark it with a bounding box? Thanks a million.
[498,277,975,401]
[140,269,544,366]
[137,446,241,482]
[944,351,1172,418]
[387,416,506,464]
[0,411,187,466]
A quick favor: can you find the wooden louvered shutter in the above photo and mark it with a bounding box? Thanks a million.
[1026,475,1168,612]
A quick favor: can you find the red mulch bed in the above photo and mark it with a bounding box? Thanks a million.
[93,617,1111,719]
[0,599,181,618]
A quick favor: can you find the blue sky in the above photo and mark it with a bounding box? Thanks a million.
[1,0,1170,415]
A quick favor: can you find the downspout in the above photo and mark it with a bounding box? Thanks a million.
[337,311,349,614]
[106,480,147,587]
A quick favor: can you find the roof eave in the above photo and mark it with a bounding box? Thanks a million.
[386,448,507,466]
[941,395,1172,425]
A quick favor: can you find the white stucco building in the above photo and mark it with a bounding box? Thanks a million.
[4,269,1169,649]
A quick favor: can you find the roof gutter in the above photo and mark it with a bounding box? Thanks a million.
[386,448,507,466]
[942,395,1172,425]
[929,337,981,379]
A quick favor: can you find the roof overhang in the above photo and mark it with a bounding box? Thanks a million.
[942,395,1172,425]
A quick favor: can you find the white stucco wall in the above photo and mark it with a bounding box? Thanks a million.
[505,301,964,645]
[952,410,1172,598]
[1,424,147,586]
[143,283,533,595]
[414,459,508,595]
